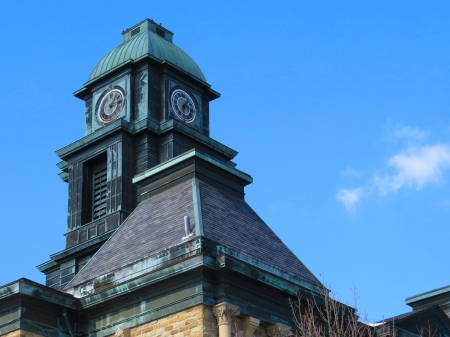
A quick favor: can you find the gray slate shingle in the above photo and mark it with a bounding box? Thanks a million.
[200,183,320,286]
[66,179,319,289]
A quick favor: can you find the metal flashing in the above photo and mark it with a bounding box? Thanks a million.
[0,279,77,309]
[55,119,133,158]
[36,260,58,272]
[406,285,450,305]
[50,229,116,261]
[161,119,237,159]
[215,245,318,293]
[133,149,252,184]
[55,117,236,160]
[66,238,203,299]
[64,233,318,303]
[192,180,204,236]
[56,161,68,170]
[58,171,69,182]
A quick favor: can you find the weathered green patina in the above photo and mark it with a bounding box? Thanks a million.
[88,19,206,83]
[0,18,327,337]
[55,118,237,160]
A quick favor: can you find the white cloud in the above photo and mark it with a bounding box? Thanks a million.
[384,123,429,142]
[373,144,450,194]
[390,125,429,141]
[336,188,363,210]
[337,125,450,210]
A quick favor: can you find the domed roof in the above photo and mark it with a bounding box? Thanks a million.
[89,20,206,82]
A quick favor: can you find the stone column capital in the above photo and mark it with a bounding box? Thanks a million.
[266,323,292,337]
[212,302,240,326]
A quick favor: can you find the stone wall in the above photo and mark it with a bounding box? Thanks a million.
[129,304,217,337]
[1,330,46,337]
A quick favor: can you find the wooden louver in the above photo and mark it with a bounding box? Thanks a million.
[93,168,107,220]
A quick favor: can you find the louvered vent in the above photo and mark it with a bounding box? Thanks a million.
[130,27,141,37]
[156,27,165,38]
[92,167,107,220]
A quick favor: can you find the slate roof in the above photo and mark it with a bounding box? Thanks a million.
[65,179,320,289]
[199,183,320,285]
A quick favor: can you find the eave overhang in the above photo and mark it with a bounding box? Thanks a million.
[55,119,236,161]
[406,285,450,306]
[64,237,319,302]
[133,149,252,185]
[0,278,77,309]
[73,54,220,101]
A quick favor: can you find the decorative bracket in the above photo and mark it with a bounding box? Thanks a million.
[242,316,260,337]
[266,323,292,337]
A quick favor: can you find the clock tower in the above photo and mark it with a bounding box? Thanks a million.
[40,19,239,290]
[0,19,322,337]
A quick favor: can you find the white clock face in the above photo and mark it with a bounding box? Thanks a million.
[171,89,196,123]
[97,89,124,125]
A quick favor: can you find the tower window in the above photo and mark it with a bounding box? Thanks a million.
[76,253,94,273]
[83,153,108,225]
[92,166,107,220]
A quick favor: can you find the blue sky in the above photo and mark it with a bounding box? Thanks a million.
[1,0,449,321]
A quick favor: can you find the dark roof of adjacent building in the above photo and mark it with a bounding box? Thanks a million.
[377,305,450,337]
[406,284,450,307]
[65,179,320,290]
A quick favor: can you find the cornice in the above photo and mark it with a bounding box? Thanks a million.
[55,118,237,161]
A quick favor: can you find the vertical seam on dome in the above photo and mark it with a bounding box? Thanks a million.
[113,41,129,67]
[172,44,205,81]
[100,47,118,78]
[114,40,133,71]
[141,31,153,59]
[167,41,184,69]
[121,34,138,63]
[174,45,191,74]
[89,64,100,81]
[151,34,167,62]
[90,53,109,80]
[88,31,206,83]
[131,32,147,61]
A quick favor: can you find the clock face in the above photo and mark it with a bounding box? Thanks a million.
[171,89,196,123]
[97,89,124,125]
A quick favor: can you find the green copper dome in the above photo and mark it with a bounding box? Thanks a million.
[89,19,206,82]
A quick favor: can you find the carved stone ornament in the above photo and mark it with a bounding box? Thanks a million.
[114,328,124,337]
[212,302,240,326]
[242,316,260,337]
[266,323,292,337]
